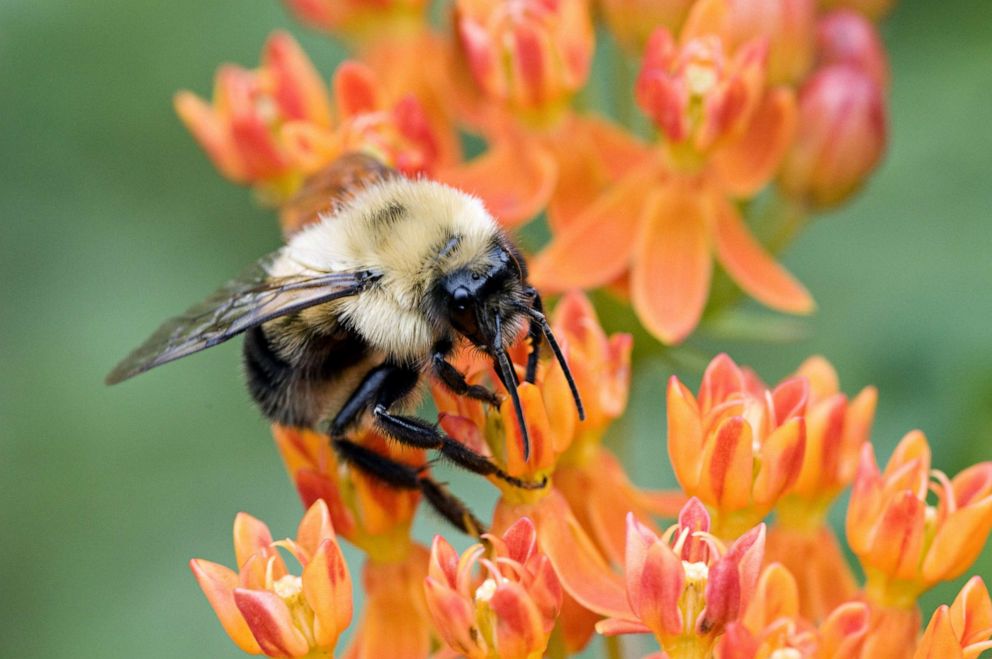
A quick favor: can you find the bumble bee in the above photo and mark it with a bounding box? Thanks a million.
[107,156,583,533]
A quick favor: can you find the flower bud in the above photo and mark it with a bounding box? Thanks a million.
[817,9,889,86]
[778,64,887,208]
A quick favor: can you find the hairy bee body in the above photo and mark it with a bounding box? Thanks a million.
[108,162,582,533]
[243,176,526,429]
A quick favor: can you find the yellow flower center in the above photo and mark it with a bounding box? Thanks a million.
[771,649,803,659]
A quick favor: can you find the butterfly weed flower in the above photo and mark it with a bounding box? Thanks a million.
[533,5,813,344]
[597,500,766,657]
[424,517,563,659]
[282,0,429,42]
[190,500,352,658]
[847,431,992,656]
[765,356,877,621]
[273,425,436,658]
[666,353,807,540]
[914,577,992,659]
[717,562,871,659]
[815,9,890,87]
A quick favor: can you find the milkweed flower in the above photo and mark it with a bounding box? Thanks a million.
[847,431,992,656]
[174,32,332,194]
[666,353,807,539]
[273,425,435,658]
[424,517,563,659]
[717,563,871,658]
[597,501,766,657]
[915,576,992,659]
[454,0,595,127]
[766,356,877,620]
[190,500,352,657]
[597,0,695,54]
[532,16,811,344]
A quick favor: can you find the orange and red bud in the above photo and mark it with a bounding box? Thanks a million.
[816,9,889,86]
[666,354,807,538]
[597,500,766,654]
[190,500,352,657]
[455,0,595,125]
[424,517,563,659]
[778,63,887,208]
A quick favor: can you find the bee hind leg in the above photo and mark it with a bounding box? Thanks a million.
[332,437,486,536]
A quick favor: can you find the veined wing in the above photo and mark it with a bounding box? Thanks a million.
[106,255,378,384]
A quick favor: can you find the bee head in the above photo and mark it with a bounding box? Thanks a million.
[435,241,528,352]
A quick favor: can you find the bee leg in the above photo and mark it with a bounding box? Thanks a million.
[431,343,501,407]
[327,364,394,438]
[332,437,486,536]
[371,366,547,491]
[523,288,544,384]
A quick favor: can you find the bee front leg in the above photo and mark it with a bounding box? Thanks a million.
[332,437,485,536]
[372,364,547,491]
[523,287,544,384]
[431,345,501,407]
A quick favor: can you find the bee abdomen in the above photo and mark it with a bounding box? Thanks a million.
[243,325,304,425]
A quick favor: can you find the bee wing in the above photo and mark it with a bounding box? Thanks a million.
[106,255,378,384]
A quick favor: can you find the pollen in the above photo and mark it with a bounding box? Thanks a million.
[474,577,504,603]
[273,574,304,601]
[682,560,709,584]
[770,649,803,659]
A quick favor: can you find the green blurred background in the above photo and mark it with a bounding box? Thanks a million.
[2,0,991,656]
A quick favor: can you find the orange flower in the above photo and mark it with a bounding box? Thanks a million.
[915,577,992,659]
[766,356,876,620]
[424,517,563,659]
[532,16,810,344]
[681,0,817,85]
[190,500,352,657]
[282,0,428,39]
[454,0,595,127]
[778,63,887,209]
[273,426,436,658]
[597,500,766,656]
[666,353,808,538]
[717,563,871,658]
[174,31,332,191]
[847,431,992,606]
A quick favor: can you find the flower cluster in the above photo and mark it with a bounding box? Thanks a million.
[168,1,992,658]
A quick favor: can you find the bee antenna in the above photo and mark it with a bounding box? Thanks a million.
[521,304,586,422]
[492,312,531,461]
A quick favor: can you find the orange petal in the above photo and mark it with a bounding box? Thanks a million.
[921,495,992,585]
[711,193,814,314]
[190,559,261,654]
[264,31,332,126]
[333,60,381,119]
[595,617,652,636]
[234,588,311,657]
[296,499,335,560]
[710,88,798,197]
[530,165,659,291]
[174,91,245,181]
[491,581,548,658]
[528,491,631,618]
[866,491,926,580]
[744,563,800,630]
[819,601,870,657]
[753,417,806,506]
[303,538,353,649]
[667,377,705,491]
[424,578,479,655]
[437,138,557,228]
[915,605,965,659]
[233,512,275,570]
[624,514,684,637]
[699,416,754,511]
[631,180,713,344]
[951,576,992,650]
